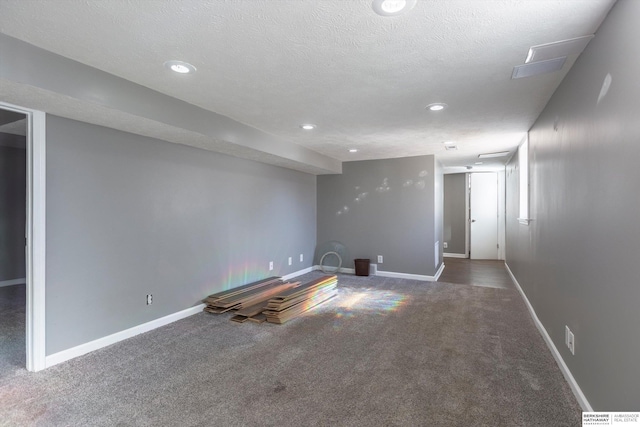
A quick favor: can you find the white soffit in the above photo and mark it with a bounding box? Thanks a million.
[525,35,595,63]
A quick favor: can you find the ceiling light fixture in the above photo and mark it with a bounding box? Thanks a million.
[349,149,358,153]
[300,124,316,130]
[478,151,510,159]
[372,0,417,16]
[475,162,484,165]
[164,60,196,74]
[426,103,448,111]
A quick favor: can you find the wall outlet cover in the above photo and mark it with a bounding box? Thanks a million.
[269,261,274,271]
[568,330,575,355]
[288,257,292,266]
[377,255,383,263]
[300,254,304,262]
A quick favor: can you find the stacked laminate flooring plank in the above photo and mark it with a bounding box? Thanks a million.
[204,276,285,314]
[263,275,338,324]
[203,275,338,325]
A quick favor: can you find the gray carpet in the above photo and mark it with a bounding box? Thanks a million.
[0,272,581,426]
[0,283,26,382]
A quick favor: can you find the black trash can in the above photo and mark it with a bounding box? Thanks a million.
[354,259,370,276]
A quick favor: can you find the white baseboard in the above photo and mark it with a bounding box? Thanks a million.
[45,303,206,368]
[310,264,444,282]
[0,278,26,287]
[434,263,445,281]
[311,265,355,275]
[443,253,467,259]
[282,266,315,281]
[376,269,438,282]
[505,263,592,411]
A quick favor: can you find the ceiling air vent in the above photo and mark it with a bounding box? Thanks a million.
[525,35,594,63]
[512,57,566,79]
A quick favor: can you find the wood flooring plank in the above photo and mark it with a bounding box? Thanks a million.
[247,313,267,323]
[264,284,337,312]
[265,290,337,324]
[205,276,282,302]
[206,280,290,309]
[204,305,240,314]
[268,276,336,302]
[232,281,299,311]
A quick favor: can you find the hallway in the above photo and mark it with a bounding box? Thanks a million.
[438,258,513,290]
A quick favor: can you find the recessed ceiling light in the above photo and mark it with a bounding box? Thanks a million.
[475,162,484,165]
[445,145,458,151]
[478,151,510,159]
[300,124,316,130]
[349,149,358,153]
[164,60,196,74]
[372,0,417,16]
[442,141,455,145]
[426,103,448,111]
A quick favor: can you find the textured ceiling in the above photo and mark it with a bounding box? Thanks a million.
[0,0,616,172]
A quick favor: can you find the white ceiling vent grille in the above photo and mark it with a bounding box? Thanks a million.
[512,57,567,79]
[525,35,594,63]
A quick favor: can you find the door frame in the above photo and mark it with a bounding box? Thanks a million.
[467,171,506,260]
[464,172,470,258]
[1,101,46,371]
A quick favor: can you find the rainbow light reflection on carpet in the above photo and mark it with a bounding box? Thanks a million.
[309,287,409,321]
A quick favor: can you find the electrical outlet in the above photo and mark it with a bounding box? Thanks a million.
[288,257,292,266]
[300,254,304,262]
[443,242,448,249]
[377,255,383,264]
[269,261,274,271]
[146,294,153,305]
[566,326,575,355]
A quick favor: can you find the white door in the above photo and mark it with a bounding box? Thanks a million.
[470,173,498,259]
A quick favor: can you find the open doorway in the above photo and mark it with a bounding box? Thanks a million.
[0,108,27,377]
[0,102,46,372]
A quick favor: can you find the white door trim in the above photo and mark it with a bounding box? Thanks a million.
[0,102,46,371]
[469,172,499,260]
[464,173,470,258]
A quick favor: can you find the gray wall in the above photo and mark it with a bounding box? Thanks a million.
[443,173,466,255]
[317,155,441,276]
[46,116,317,355]
[0,139,26,282]
[506,0,640,410]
